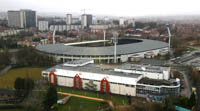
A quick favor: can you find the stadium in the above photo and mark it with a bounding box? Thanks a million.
[36,38,169,63]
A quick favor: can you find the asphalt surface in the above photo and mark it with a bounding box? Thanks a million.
[179,71,192,98]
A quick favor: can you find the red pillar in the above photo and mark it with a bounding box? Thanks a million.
[100,78,109,94]
[49,72,56,85]
[73,74,81,89]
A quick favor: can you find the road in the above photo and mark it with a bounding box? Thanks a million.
[179,71,192,98]
[0,65,12,75]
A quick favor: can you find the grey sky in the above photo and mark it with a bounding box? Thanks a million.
[0,0,200,16]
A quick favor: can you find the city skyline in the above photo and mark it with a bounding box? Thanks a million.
[0,0,200,17]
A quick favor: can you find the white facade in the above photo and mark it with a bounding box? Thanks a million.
[115,64,170,80]
[81,15,87,27]
[50,25,67,32]
[38,21,48,31]
[42,60,142,96]
[66,14,72,25]
[119,18,125,26]
[81,14,92,28]
[42,60,180,97]
[66,25,83,31]
[0,29,21,37]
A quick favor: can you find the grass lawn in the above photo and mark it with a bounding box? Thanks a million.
[57,88,129,105]
[0,67,43,88]
[56,96,109,111]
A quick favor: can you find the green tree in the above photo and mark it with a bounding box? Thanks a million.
[16,47,55,67]
[14,77,25,90]
[0,50,11,65]
[163,97,175,111]
[188,92,196,108]
[43,85,57,111]
[23,82,48,111]
[14,77,34,96]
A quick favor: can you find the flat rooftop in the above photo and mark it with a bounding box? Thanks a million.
[137,77,178,86]
[44,63,142,79]
[119,64,169,73]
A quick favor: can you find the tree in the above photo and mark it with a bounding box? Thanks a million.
[16,47,55,67]
[0,50,11,65]
[14,77,34,96]
[43,85,57,111]
[24,78,34,96]
[23,82,48,111]
[14,77,25,90]
[188,92,196,108]
[163,97,175,111]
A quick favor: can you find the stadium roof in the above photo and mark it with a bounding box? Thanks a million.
[36,38,168,56]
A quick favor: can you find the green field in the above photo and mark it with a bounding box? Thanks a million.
[57,88,129,105]
[0,67,43,88]
[56,96,109,111]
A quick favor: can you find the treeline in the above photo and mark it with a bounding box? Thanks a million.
[0,38,18,49]
[0,50,11,65]
[14,77,34,97]
[135,22,157,29]
[16,47,55,67]
[14,77,58,111]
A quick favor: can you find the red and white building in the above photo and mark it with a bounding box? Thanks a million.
[42,60,142,95]
[42,60,180,97]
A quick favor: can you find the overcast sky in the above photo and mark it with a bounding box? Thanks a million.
[0,0,200,17]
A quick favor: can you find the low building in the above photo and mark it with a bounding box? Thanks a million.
[42,59,180,97]
[38,21,48,31]
[114,64,170,80]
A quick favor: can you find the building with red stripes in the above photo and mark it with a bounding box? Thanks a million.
[42,59,180,97]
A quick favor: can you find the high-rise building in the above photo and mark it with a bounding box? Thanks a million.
[21,10,36,28]
[38,21,48,31]
[81,14,92,28]
[127,19,135,27]
[8,11,22,28]
[66,14,72,25]
[119,18,125,26]
[8,9,36,28]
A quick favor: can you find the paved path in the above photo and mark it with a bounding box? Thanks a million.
[180,71,192,98]
[57,92,114,109]
[0,65,11,75]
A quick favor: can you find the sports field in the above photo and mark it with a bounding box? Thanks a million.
[0,67,43,88]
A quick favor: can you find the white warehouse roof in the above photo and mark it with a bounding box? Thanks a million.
[43,60,142,85]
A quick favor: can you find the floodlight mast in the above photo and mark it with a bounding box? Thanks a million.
[103,30,106,46]
[53,28,56,44]
[167,27,171,54]
[113,31,118,64]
